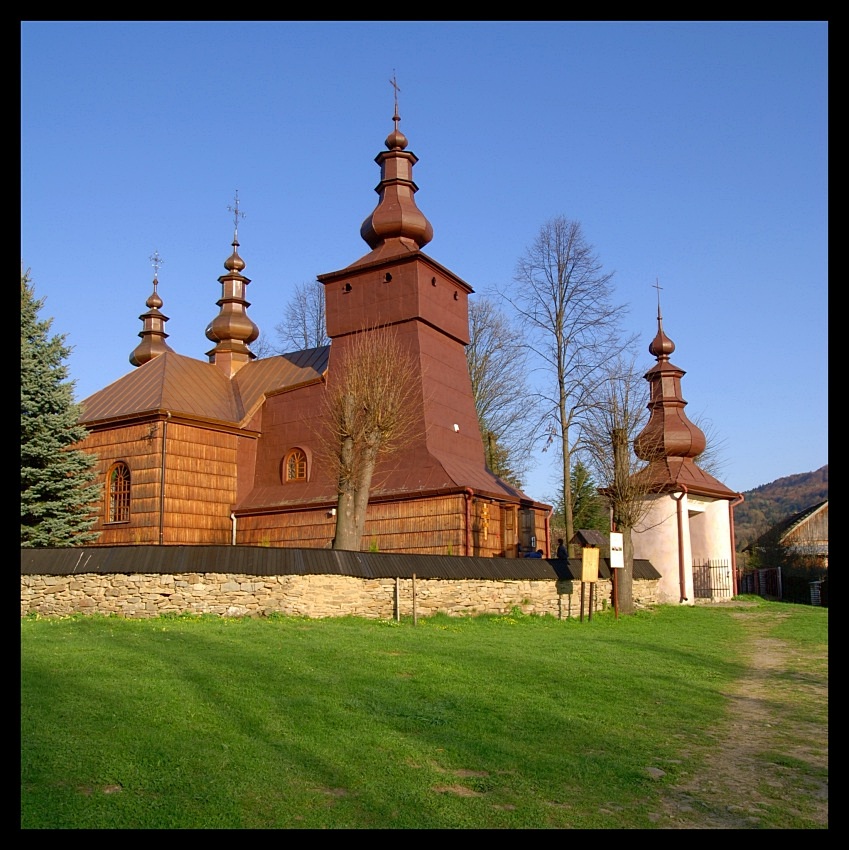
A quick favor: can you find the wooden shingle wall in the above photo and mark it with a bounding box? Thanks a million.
[79,422,163,545]
[161,424,239,544]
[235,494,547,557]
[79,421,239,546]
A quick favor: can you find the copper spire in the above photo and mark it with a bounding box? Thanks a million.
[634,284,706,461]
[359,76,434,252]
[130,251,174,367]
[205,192,259,375]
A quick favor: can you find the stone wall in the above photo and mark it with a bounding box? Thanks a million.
[21,572,660,620]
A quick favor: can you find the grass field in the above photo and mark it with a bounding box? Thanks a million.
[21,598,828,829]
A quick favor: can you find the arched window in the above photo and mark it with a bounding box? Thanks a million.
[283,449,307,483]
[107,462,131,523]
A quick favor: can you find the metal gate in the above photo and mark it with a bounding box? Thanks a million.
[692,559,733,600]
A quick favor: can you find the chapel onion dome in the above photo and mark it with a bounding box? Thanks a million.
[359,110,434,251]
[648,319,676,360]
[385,127,408,150]
[633,313,706,461]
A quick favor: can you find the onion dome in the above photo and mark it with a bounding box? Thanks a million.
[205,194,260,375]
[359,100,433,252]
[634,304,706,461]
[130,256,174,367]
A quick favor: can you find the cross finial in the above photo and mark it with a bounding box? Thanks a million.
[390,71,401,129]
[653,278,663,321]
[227,190,246,240]
[149,250,163,284]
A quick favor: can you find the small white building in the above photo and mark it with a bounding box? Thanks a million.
[630,310,743,604]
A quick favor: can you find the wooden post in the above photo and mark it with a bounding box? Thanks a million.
[412,573,417,626]
[395,577,400,622]
[588,582,594,621]
[613,569,619,619]
[580,582,585,622]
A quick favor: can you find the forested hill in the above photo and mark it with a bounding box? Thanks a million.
[733,465,828,551]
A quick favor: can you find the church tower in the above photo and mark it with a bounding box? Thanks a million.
[317,99,495,492]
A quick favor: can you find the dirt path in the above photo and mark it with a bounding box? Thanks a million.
[651,608,828,829]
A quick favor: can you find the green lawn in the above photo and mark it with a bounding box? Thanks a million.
[21,599,827,829]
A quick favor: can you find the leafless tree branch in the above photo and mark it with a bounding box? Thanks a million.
[318,326,420,550]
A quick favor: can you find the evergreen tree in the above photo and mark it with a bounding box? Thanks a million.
[483,429,523,489]
[21,268,100,546]
[548,460,608,546]
[571,460,608,532]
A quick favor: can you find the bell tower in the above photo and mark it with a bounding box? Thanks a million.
[318,91,493,485]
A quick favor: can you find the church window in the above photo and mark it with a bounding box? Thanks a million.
[106,462,131,523]
[284,449,307,483]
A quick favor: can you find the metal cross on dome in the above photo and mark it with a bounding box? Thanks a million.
[653,278,664,319]
[390,71,401,129]
[227,191,246,239]
[149,250,163,283]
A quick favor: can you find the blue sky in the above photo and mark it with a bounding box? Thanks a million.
[21,21,827,504]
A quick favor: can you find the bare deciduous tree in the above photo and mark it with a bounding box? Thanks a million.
[579,352,652,614]
[690,412,729,481]
[502,216,635,545]
[248,333,277,359]
[273,280,330,353]
[466,297,538,487]
[320,327,419,551]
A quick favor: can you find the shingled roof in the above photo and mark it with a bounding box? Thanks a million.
[79,347,329,427]
[745,499,829,553]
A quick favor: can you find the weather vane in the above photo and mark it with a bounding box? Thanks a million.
[227,190,246,239]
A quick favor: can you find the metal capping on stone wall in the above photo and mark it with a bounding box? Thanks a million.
[20,546,660,580]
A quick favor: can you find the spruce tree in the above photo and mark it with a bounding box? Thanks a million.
[571,460,609,532]
[21,267,100,546]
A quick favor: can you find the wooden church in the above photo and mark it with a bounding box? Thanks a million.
[74,107,553,556]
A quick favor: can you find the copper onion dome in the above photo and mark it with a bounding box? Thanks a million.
[634,304,706,461]
[130,256,174,367]
[359,99,434,252]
